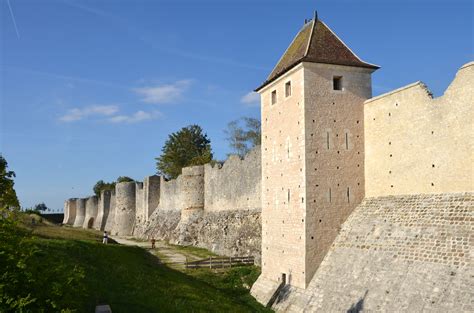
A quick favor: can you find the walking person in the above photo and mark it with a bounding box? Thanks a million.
[151,237,156,249]
[102,231,108,244]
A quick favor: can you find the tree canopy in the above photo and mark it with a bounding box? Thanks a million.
[117,176,134,183]
[0,155,20,209]
[156,125,213,179]
[33,203,48,212]
[224,117,261,157]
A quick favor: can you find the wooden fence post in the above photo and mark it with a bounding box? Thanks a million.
[210,257,212,269]
[185,257,187,269]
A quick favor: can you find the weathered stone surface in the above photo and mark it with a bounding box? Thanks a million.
[204,148,261,212]
[103,192,116,232]
[364,62,474,197]
[134,208,181,241]
[136,208,262,262]
[258,58,374,289]
[83,196,98,229]
[112,182,136,236]
[273,193,474,312]
[63,198,77,225]
[73,198,86,227]
[94,190,111,231]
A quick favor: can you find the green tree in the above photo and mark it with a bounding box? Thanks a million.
[224,117,261,157]
[117,176,134,183]
[156,125,213,179]
[0,155,20,209]
[33,203,48,212]
[93,180,116,197]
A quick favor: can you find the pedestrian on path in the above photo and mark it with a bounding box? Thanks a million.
[103,231,108,244]
[151,237,156,249]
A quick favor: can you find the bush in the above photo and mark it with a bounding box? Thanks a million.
[0,209,86,312]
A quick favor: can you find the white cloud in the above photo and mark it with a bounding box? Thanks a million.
[133,79,193,104]
[107,110,161,124]
[240,91,260,106]
[59,105,119,122]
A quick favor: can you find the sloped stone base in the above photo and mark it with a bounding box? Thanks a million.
[271,193,473,312]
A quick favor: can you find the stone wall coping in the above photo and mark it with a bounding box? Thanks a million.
[364,81,426,104]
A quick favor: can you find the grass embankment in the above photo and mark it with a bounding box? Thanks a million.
[1,213,270,313]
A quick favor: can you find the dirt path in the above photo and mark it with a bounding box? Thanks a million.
[111,236,200,266]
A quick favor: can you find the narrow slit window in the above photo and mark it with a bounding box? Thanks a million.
[287,189,290,203]
[271,90,277,105]
[326,132,330,149]
[345,132,349,150]
[347,187,350,203]
[285,81,292,97]
[329,188,332,203]
[333,76,343,90]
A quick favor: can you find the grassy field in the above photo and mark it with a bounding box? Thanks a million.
[1,214,271,313]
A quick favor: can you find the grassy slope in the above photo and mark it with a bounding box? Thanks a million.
[14,217,271,313]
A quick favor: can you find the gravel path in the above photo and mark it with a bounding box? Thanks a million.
[111,236,197,266]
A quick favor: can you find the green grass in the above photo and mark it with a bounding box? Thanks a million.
[1,214,271,312]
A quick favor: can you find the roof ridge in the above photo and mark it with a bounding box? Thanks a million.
[304,13,318,57]
[256,16,379,92]
[319,20,380,69]
[265,21,313,81]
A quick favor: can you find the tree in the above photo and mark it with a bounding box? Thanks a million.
[0,155,20,209]
[224,117,261,157]
[33,203,48,212]
[156,125,213,179]
[117,176,134,183]
[93,180,116,197]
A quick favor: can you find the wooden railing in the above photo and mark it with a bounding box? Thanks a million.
[185,256,254,269]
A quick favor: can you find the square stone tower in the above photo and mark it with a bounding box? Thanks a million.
[252,13,378,300]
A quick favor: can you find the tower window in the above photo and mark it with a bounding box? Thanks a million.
[333,76,343,91]
[285,81,292,97]
[271,90,277,104]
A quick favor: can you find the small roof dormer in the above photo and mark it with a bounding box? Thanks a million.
[256,12,379,91]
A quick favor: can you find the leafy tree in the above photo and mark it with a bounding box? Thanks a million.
[156,125,213,179]
[93,180,116,197]
[117,176,134,183]
[224,117,261,157]
[33,203,48,212]
[0,155,20,209]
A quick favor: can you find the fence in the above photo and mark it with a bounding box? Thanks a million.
[185,256,254,269]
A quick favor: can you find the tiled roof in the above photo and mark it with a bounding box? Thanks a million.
[256,19,379,91]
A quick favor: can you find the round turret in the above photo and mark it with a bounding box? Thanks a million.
[65,198,77,225]
[180,165,205,211]
[112,181,136,236]
[73,198,86,227]
[94,190,112,230]
[83,196,98,229]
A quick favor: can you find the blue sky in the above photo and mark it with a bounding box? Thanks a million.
[1,0,472,211]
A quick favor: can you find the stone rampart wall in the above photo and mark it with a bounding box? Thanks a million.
[135,182,144,226]
[94,190,111,231]
[137,208,262,262]
[103,192,116,232]
[64,147,262,257]
[158,177,180,211]
[73,198,86,227]
[64,198,77,225]
[364,62,474,197]
[204,148,261,212]
[112,182,136,236]
[273,193,473,312]
[83,196,98,229]
[143,175,160,221]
